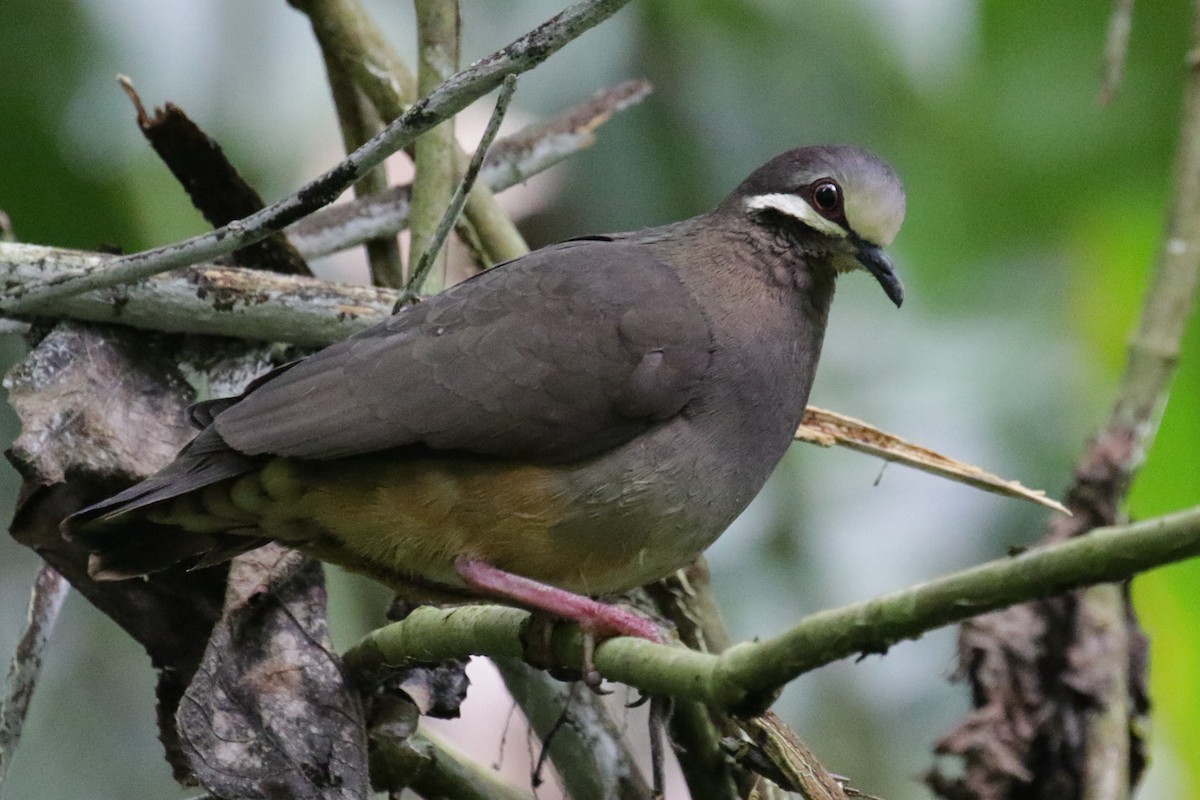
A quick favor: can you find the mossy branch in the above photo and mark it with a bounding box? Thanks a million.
[318,41,405,287]
[344,504,1200,713]
[408,0,460,293]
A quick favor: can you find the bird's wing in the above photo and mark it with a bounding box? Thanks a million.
[212,238,714,463]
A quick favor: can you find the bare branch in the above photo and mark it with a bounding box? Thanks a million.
[0,243,397,347]
[287,80,651,260]
[0,565,70,796]
[0,0,633,314]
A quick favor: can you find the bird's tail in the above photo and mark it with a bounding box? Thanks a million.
[63,428,268,579]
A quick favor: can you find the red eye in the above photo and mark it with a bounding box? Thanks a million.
[811,180,842,215]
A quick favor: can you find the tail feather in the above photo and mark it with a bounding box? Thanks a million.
[63,427,264,578]
[65,428,256,529]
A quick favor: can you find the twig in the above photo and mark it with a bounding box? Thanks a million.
[286,79,651,260]
[289,0,527,266]
[403,76,517,304]
[0,564,70,798]
[408,0,461,294]
[343,503,1200,712]
[1100,0,1136,106]
[0,0,633,314]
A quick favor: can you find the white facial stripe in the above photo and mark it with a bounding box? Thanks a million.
[744,193,848,239]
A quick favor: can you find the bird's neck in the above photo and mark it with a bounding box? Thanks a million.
[650,213,837,323]
[648,213,836,446]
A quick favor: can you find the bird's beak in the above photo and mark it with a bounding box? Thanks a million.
[853,235,904,308]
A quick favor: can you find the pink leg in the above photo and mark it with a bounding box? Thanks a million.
[454,556,662,643]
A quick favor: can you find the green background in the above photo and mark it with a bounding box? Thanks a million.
[0,1,1196,797]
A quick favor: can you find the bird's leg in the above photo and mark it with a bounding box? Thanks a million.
[453,556,663,643]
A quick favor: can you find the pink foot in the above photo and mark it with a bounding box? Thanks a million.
[454,556,663,643]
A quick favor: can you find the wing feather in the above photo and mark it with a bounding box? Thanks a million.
[212,239,713,463]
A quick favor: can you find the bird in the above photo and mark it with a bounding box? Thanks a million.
[65,145,906,643]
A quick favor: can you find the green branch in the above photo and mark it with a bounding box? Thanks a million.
[344,504,1200,712]
[404,76,517,303]
[408,0,461,293]
[318,36,404,287]
[372,728,534,800]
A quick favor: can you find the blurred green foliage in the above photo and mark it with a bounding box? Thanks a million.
[0,1,1197,798]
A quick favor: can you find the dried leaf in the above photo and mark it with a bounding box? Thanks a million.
[4,322,231,782]
[119,77,311,277]
[4,322,288,783]
[178,545,369,800]
[5,321,195,485]
[796,407,1069,514]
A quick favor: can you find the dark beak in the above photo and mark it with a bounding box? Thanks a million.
[853,235,904,308]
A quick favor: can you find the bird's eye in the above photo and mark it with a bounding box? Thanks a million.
[810,180,842,215]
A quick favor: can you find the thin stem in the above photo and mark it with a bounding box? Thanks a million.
[286,79,651,260]
[0,565,70,798]
[403,75,517,304]
[1100,0,1136,106]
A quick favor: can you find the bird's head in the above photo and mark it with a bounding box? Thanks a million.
[728,145,907,307]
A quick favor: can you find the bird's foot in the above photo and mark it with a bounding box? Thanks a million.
[454,556,663,687]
